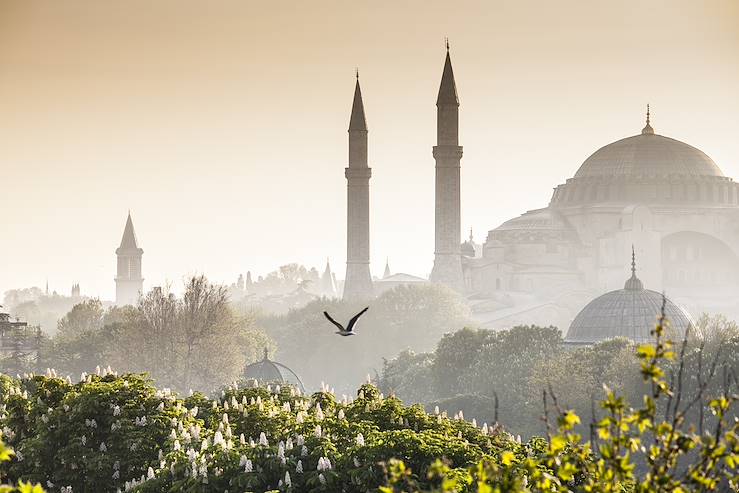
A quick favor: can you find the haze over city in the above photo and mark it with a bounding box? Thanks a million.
[2,0,738,299]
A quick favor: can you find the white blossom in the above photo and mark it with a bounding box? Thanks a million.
[284,471,291,487]
[318,473,326,485]
[244,459,253,473]
[317,456,332,471]
[213,431,226,448]
[259,432,268,446]
[314,425,322,438]
[147,467,155,479]
[355,433,365,446]
[100,442,107,452]
[296,460,303,473]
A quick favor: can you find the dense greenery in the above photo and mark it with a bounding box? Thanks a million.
[382,314,739,492]
[21,276,273,394]
[379,316,739,440]
[0,370,520,492]
[1,313,738,491]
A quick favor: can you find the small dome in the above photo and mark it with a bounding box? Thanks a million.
[574,133,722,179]
[566,255,693,344]
[243,348,305,392]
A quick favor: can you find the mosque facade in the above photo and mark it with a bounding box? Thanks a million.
[463,107,739,330]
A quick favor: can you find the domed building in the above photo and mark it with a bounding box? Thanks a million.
[464,108,739,329]
[565,250,694,345]
[243,349,305,392]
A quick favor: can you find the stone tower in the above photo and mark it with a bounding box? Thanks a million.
[115,212,144,306]
[430,45,464,290]
[343,75,373,300]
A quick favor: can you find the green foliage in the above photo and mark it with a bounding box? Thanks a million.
[39,276,274,394]
[381,312,739,492]
[0,410,44,492]
[0,371,528,492]
[382,318,739,440]
[0,371,198,492]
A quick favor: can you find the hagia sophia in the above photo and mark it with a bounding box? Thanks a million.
[338,45,739,343]
[109,46,739,345]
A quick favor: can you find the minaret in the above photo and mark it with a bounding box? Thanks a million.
[321,258,337,296]
[343,73,373,300]
[115,212,144,306]
[430,42,464,290]
[383,258,391,279]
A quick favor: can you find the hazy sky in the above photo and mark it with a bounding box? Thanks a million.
[1,0,738,300]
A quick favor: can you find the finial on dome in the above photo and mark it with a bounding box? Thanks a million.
[263,347,269,360]
[631,244,636,276]
[355,67,359,81]
[624,245,644,290]
[445,37,450,52]
[469,227,473,242]
[641,104,654,135]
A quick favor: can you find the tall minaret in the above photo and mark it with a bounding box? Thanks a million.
[430,43,464,290]
[115,212,144,306]
[343,73,373,300]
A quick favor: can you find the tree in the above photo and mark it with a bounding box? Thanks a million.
[379,350,436,404]
[42,277,274,394]
[56,299,104,339]
[431,327,496,398]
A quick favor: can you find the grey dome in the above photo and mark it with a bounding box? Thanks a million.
[574,133,722,179]
[566,266,693,344]
[244,349,305,392]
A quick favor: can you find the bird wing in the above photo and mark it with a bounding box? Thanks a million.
[323,311,346,332]
[346,306,370,332]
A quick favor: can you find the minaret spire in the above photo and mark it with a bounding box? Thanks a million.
[430,44,464,290]
[349,75,367,132]
[343,74,373,300]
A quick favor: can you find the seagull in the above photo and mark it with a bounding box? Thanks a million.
[323,307,369,336]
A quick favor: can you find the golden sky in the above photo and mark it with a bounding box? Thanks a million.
[1,0,738,299]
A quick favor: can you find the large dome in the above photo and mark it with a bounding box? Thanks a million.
[565,256,694,345]
[574,128,723,179]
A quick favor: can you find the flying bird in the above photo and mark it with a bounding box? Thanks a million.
[323,307,369,336]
